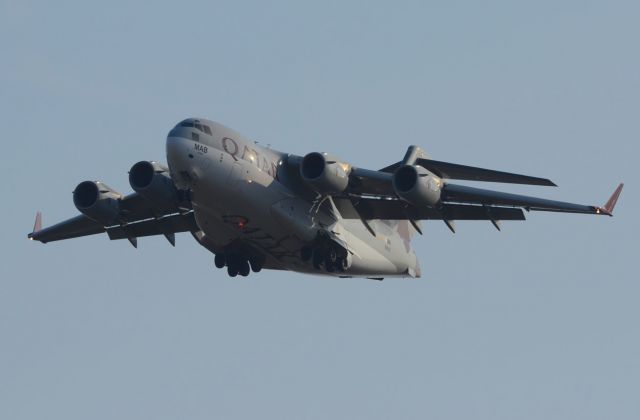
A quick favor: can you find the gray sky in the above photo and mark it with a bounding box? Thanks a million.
[1,1,638,419]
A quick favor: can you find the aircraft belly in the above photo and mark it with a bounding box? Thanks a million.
[189,160,309,269]
[184,152,419,278]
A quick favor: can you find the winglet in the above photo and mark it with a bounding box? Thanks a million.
[28,212,43,240]
[595,183,623,216]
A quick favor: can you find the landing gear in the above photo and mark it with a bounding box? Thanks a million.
[300,246,313,262]
[303,235,351,274]
[312,248,324,270]
[338,256,349,271]
[215,250,264,277]
[249,257,263,273]
[324,249,337,272]
[214,253,226,268]
[239,260,251,277]
[227,264,238,277]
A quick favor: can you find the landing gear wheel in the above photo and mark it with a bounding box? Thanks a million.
[227,265,238,277]
[312,248,324,269]
[300,246,313,262]
[239,260,251,277]
[324,248,338,272]
[326,248,337,264]
[249,258,262,273]
[214,253,226,269]
[324,256,335,273]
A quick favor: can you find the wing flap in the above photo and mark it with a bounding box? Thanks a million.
[336,197,525,221]
[118,193,188,222]
[106,212,198,240]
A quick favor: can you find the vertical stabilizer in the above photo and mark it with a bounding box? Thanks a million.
[401,145,429,166]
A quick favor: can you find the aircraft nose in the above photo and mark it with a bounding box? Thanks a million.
[166,136,191,167]
[166,136,197,187]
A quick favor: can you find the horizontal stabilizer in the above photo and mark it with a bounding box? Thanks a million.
[381,158,556,186]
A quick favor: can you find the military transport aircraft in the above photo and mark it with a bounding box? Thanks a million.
[28,118,623,279]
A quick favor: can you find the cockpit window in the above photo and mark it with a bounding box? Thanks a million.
[178,120,212,135]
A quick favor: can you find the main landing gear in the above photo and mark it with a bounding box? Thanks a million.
[214,252,264,277]
[300,241,350,273]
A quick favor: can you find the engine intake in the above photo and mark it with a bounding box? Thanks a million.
[392,165,442,207]
[300,152,351,194]
[73,181,122,225]
[129,161,179,212]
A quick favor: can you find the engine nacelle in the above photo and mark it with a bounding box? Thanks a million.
[73,181,122,225]
[129,161,178,212]
[392,165,442,207]
[300,152,351,194]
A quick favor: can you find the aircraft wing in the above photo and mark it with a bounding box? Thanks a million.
[29,210,197,245]
[28,188,196,246]
[284,153,558,198]
[28,214,106,243]
[334,182,622,222]
[283,150,622,223]
[348,167,396,196]
[440,184,621,215]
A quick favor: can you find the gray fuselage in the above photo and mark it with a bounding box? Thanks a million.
[166,118,420,279]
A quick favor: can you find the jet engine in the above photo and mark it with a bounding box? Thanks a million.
[73,181,122,225]
[300,152,351,194]
[392,165,442,207]
[128,161,178,211]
